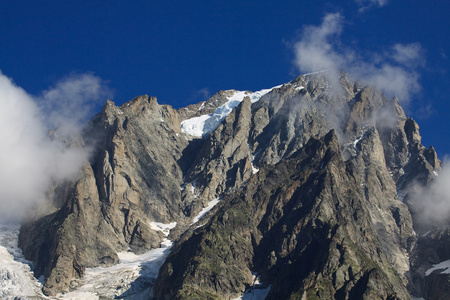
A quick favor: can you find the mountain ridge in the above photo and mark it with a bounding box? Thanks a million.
[14,71,447,299]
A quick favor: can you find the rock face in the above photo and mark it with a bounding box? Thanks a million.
[155,131,412,299]
[18,72,445,299]
[19,95,196,295]
[409,229,450,300]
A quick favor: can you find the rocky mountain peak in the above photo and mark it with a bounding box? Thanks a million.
[15,72,447,299]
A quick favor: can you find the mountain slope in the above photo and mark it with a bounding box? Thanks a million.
[17,72,444,299]
[155,130,411,299]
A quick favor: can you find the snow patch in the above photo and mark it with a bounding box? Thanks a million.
[191,198,221,225]
[232,273,271,300]
[235,285,271,300]
[149,221,177,237]
[351,130,368,151]
[425,259,450,276]
[249,147,259,175]
[252,164,259,175]
[422,231,431,237]
[181,86,279,138]
[197,101,205,111]
[353,136,363,148]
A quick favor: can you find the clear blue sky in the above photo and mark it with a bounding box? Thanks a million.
[1,0,449,156]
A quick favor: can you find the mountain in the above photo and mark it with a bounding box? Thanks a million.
[15,71,448,299]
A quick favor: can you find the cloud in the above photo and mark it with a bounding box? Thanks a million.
[414,103,434,120]
[351,63,421,102]
[193,87,211,101]
[408,163,450,226]
[293,13,345,74]
[0,71,112,221]
[38,73,113,137]
[356,0,388,12]
[292,13,424,104]
[390,43,425,68]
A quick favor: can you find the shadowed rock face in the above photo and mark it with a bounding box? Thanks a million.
[18,72,444,298]
[154,131,412,299]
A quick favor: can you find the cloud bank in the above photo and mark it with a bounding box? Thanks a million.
[0,71,111,221]
[293,13,424,104]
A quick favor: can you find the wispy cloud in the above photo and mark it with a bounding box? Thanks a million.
[292,12,424,104]
[390,43,425,68]
[414,103,434,120]
[293,13,345,75]
[38,73,113,137]
[185,87,211,107]
[356,0,388,12]
[193,87,211,101]
[0,71,112,221]
[408,162,450,226]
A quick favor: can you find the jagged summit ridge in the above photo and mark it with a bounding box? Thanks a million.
[13,71,444,299]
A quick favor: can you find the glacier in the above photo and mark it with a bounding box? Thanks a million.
[181,86,279,138]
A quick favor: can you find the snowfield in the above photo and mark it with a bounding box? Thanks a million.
[64,222,177,299]
[0,222,177,299]
[70,239,173,299]
[181,86,279,138]
[0,224,44,299]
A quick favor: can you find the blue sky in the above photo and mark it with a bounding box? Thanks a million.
[1,0,449,156]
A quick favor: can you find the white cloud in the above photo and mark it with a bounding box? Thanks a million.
[390,43,425,68]
[39,73,113,137]
[408,163,450,225]
[293,13,345,74]
[351,63,421,101]
[414,103,434,120]
[292,13,424,104]
[356,0,388,11]
[0,71,112,221]
[192,87,211,101]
